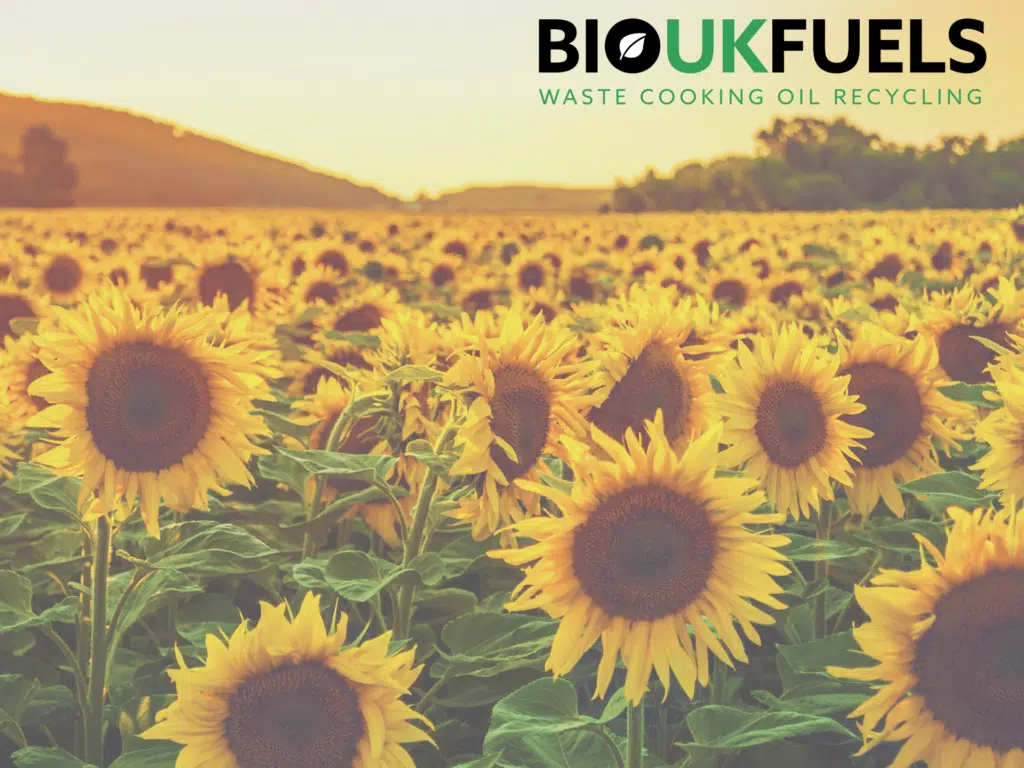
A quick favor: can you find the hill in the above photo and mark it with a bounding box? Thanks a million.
[0,92,401,209]
[423,184,612,212]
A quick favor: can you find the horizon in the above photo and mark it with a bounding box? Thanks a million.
[3,0,1022,198]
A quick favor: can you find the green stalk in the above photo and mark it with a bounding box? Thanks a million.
[302,409,353,559]
[85,515,111,767]
[393,426,455,640]
[626,697,645,768]
[813,502,833,640]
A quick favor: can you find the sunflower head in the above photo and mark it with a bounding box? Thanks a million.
[141,592,433,767]
[829,507,1024,766]
[27,287,273,536]
[492,413,790,704]
[715,324,873,519]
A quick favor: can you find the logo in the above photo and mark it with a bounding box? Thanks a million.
[539,18,987,75]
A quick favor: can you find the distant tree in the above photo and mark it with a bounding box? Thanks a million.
[613,116,1024,212]
[18,125,77,207]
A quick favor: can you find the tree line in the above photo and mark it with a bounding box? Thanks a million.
[0,125,78,208]
[610,117,1024,212]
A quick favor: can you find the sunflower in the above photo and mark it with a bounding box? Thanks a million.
[443,310,601,545]
[0,277,45,342]
[836,326,968,518]
[715,324,873,519]
[291,264,345,308]
[587,288,716,451]
[1,331,50,425]
[972,361,1024,508]
[508,249,556,295]
[491,415,790,705]
[419,253,461,292]
[291,376,400,546]
[318,284,403,337]
[141,591,433,768]
[283,340,372,397]
[702,265,759,310]
[828,506,1024,768]
[30,245,95,304]
[186,246,285,316]
[914,280,1024,385]
[27,287,273,536]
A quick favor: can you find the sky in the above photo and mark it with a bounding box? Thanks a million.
[2,0,1021,198]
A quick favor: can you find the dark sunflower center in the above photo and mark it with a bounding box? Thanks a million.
[754,380,828,468]
[712,279,748,308]
[840,362,923,469]
[26,359,51,412]
[431,265,455,287]
[573,484,715,621]
[870,295,899,313]
[589,344,691,445]
[488,365,552,482]
[693,240,712,266]
[932,242,954,270]
[866,253,903,282]
[753,259,772,279]
[769,281,802,305]
[316,249,349,275]
[85,341,212,472]
[0,295,36,340]
[44,255,83,294]
[109,267,129,285]
[462,290,492,312]
[291,257,307,278]
[198,261,255,310]
[225,661,365,768]
[140,263,173,289]
[519,264,545,290]
[305,281,339,305]
[912,568,1024,752]
[333,304,382,333]
[937,323,1009,385]
[568,275,595,301]
[443,240,468,258]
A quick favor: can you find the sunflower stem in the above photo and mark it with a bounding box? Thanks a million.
[394,425,456,640]
[85,515,111,767]
[626,697,645,768]
[813,502,833,640]
[302,408,353,559]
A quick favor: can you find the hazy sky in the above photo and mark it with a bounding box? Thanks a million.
[2,0,1020,197]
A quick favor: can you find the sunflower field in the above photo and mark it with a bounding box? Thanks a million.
[0,207,1023,768]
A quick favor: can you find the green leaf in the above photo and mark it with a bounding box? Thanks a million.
[8,318,40,337]
[484,678,622,768]
[938,382,1000,409]
[438,612,557,679]
[257,451,310,499]
[449,755,504,768]
[971,333,1014,358]
[275,447,397,485]
[108,569,204,641]
[3,464,81,519]
[405,439,457,479]
[898,471,998,506]
[782,535,870,563]
[0,571,82,635]
[679,706,855,756]
[146,522,281,577]
[320,331,381,349]
[0,513,27,538]
[11,747,95,768]
[776,632,866,684]
[108,744,183,767]
[750,689,868,717]
[321,550,442,602]
[383,365,443,383]
[252,409,318,440]
[282,486,408,541]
